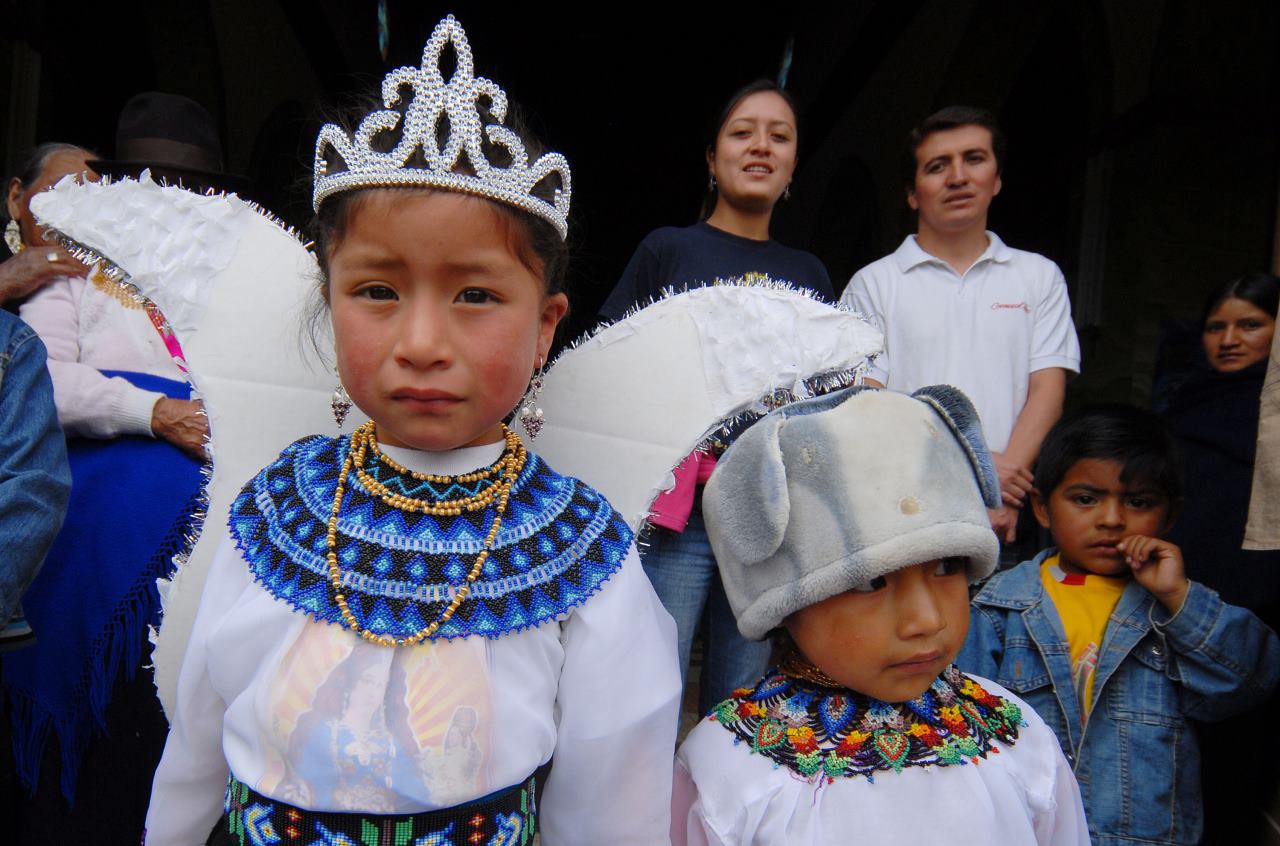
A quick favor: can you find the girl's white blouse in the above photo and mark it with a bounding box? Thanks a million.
[145,441,682,845]
[672,679,1090,846]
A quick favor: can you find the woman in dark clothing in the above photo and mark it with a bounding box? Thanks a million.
[1164,271,1279,846]
[1166,272,1280,624]
[599,80,833,717]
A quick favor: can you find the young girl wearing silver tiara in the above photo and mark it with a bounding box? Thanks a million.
[144,16,680,845]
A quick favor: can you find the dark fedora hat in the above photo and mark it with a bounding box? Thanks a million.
[88,92,254,196]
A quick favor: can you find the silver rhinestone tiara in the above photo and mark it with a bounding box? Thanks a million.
[312,14,571,238]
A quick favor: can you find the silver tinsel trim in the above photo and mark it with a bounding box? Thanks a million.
[45,224,218,592]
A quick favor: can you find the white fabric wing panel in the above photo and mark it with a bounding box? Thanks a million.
[520,284,883,531]
[32,176,342,714]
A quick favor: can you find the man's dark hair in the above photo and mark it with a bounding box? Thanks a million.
[903,105,1005,191]
[1035,404,1183,504]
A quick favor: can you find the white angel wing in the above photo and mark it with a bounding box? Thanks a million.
[31,175,345,714]
[518,281,883,530]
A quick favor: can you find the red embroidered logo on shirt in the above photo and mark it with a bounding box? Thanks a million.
[990,301,1031,313]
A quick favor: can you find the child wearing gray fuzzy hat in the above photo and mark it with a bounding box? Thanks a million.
[671,386,1088,846]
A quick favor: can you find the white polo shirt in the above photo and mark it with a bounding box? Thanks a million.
[840,232,1080,453]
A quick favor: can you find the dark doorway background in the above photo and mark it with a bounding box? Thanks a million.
[3,0,1277,406]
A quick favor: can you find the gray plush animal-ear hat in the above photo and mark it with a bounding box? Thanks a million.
[703,385,1001,641]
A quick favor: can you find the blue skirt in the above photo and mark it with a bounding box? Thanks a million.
[0,370,204,803]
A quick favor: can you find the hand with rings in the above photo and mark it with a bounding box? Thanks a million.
[0,245,89,303]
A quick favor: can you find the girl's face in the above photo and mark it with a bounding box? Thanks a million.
[707,91,797,214]
[1203,296,1275,373]
[784,559,970,702]
[328,190,567,450]
[6,149,97,247]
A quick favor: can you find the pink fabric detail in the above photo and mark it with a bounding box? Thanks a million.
[649,449,717,532]
[146,303,189,374]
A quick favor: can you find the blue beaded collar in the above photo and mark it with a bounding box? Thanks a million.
[229,435,632,641]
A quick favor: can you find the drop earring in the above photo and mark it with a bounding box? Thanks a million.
[708,172,717,192]
[519,356,546,440]
[784,184,792,201]
[4,219,22,255]
[332,372,353,429]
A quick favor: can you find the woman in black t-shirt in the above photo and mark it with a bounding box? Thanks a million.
[600,80,833,718]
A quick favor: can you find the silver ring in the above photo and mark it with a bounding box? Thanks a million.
[46,251,58,263]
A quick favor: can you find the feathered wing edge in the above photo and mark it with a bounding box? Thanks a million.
[38,177,315,606]
[525,277,884,538]
[36,176,320,691]
[562,275,880,447]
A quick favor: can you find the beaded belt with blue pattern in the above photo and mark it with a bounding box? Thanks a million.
[210,772,537,846]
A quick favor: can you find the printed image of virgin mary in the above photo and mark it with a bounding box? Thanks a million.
[276,645,425,812]
[427,705,482,804]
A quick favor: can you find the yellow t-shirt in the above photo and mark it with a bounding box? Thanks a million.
[1040,555,1128,722]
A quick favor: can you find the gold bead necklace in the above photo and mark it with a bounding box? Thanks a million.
[325,421,526,647]
[779,649,845,688]
[368,430,509,483]
[350,424,525,516]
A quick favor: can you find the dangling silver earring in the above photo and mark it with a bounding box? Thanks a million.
[4,219,22,255]
[784,184,792,201]
[519,357,546,440]
[332,373,353,429]
[708,172,717,192]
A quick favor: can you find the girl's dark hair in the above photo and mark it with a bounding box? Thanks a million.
[309,95,568,298]
[1199,272,1280,328]
[11,142,97,191]
[699,79,799,220]
[1035,404,1183,505]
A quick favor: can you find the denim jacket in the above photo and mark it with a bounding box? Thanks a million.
[0,311,70,626]
[957,549,1280,846]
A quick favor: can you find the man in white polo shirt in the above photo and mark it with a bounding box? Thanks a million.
[841,106,1080,544]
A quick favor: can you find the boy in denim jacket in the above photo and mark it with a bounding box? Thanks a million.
[957,404,1280,845]
[0,310,69,648]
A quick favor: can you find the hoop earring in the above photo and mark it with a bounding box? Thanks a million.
[519,356,546,440]
[331,372,353,429]
[4,219,22,255]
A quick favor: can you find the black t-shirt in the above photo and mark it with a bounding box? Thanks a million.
[598,221,834,320]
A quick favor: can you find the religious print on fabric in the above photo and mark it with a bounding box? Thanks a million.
[710,665,1024,783]
[228,435,633,643]
[259,623,492,810]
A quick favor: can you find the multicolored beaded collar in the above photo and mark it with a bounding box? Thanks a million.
[229,435,632,642]
[710,663,1024,783]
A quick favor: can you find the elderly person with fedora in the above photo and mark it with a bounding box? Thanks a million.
[1,92,251,843]
[17,93,238,453]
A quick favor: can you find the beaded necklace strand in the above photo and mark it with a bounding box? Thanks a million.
[326,421,527,646]
[779,650,845,688]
